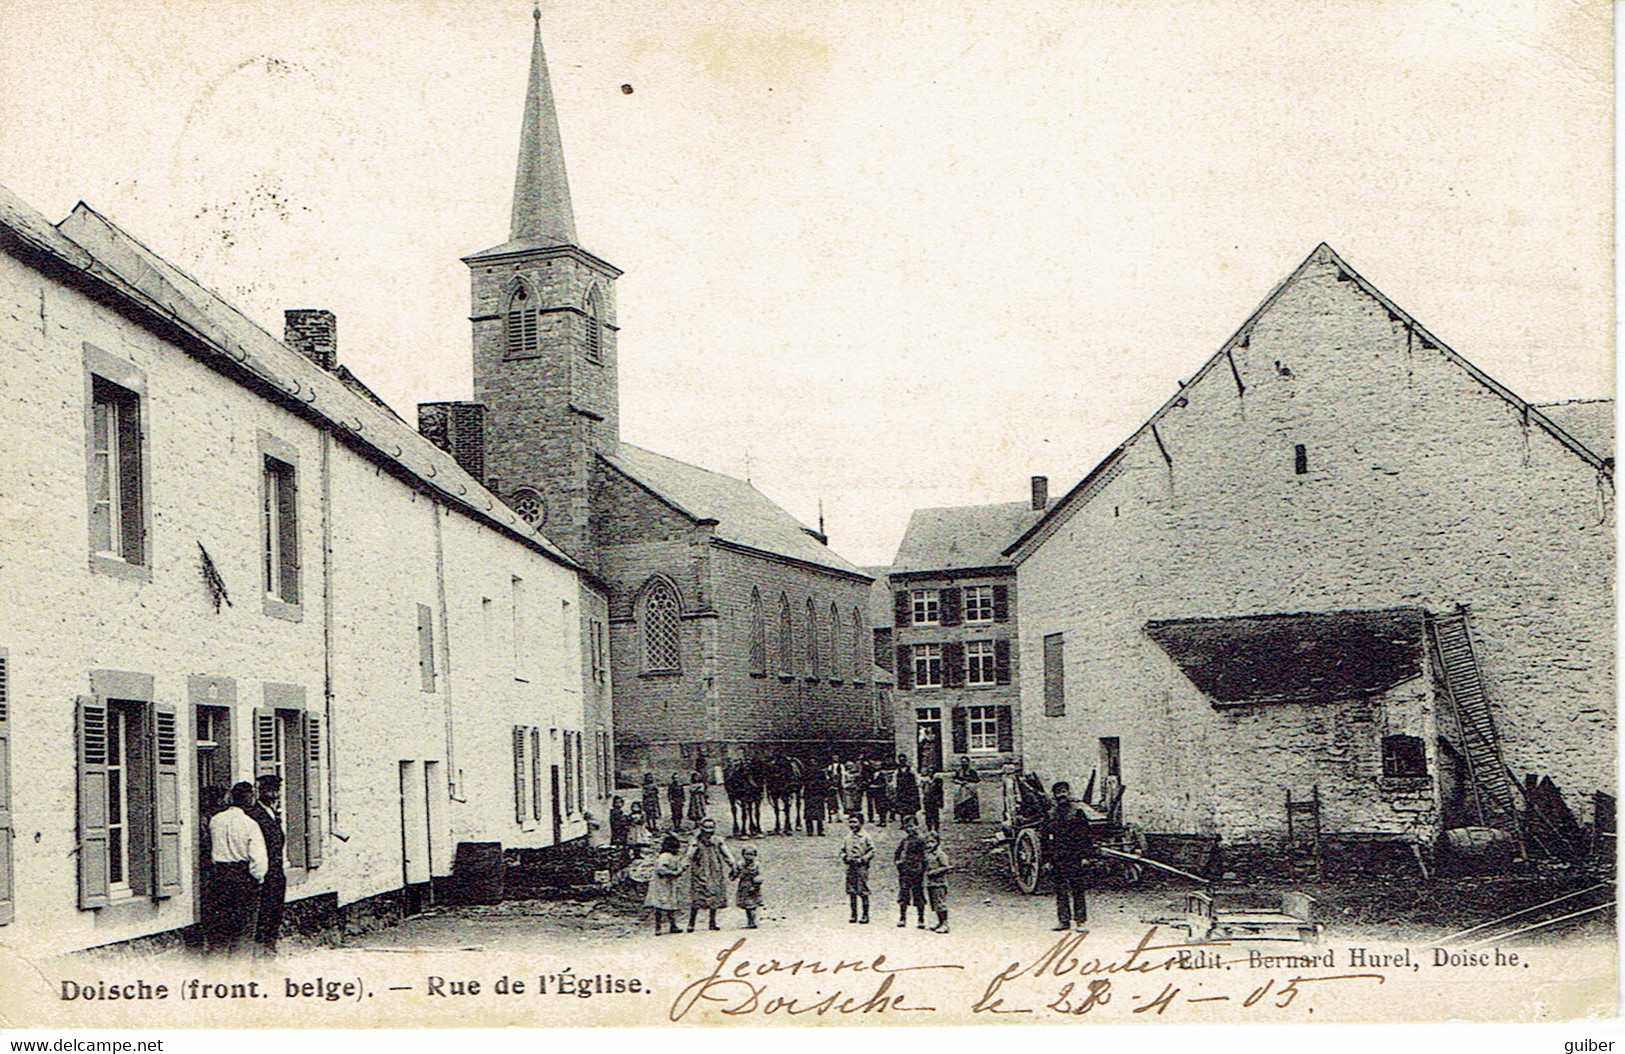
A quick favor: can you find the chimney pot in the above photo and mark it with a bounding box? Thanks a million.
[284,309,337,370]
[1031,475,1049,510]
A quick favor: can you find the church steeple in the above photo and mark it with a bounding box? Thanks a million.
[509,4,577,247]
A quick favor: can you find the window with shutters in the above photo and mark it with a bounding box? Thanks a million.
[574,731,586,813]
[584,287,604,364]
[89,375,146,570]
[829,603,844,682]
[913,643,943,688]
[778,593,794,677]
[253,701,322,869]
[0,649,10,925]
[77,683,181,907]
[851,607,867,684]
[105,702,136,893]
[262,453,300,611]
[966,640,996,686]
[964,586,995,624]
[1043,633,1065,717]
[747,588,766,676]
[966,705,1000,754]
[530,728,543,822]
[563,733,575,816]
[911,590,940,626]
[805,598,820,680]
[642,578,681,672]
[505,283,540,358]
[512,726,530,825]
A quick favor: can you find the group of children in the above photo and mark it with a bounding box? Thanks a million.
[643,817,764,934]
[840,813,952,932]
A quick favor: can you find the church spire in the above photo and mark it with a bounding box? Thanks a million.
[509,4,578,247]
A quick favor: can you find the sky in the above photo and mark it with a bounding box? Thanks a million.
[0,0,1611,567]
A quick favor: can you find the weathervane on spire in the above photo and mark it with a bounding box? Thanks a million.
[533,3,540,21]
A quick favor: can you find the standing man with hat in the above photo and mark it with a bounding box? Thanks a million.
[248,774,288,954]
[207,782,267,955]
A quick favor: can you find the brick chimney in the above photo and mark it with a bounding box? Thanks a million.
[1031,475,1049,510]
[418,401,487,483]
[284,309,337,370]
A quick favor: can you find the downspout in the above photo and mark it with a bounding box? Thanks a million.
[321,429,348,841]
[433,503,460,802]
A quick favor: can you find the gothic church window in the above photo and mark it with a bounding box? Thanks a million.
[748,588,766,676]
[852,607,867,682]
[806,598,820,679]
[830,602,843,681]
[511,487,546,526]
[643,578,680,672]
[584,287,604,364]
[505,283,539,358]
[778,593,794,677]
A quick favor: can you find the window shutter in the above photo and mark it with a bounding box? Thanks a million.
[512,727,527,824]
[940,588,961,627]
[530,728,543,821]
[992,585,1010,623]
[417,604,436,692]
[575,732,586,813]
[950,707,968,756]
[0,653,12,924]
[116,398,144,563]
[994,639,1012,685]
[1043,633,1065,717]
[996,706,1014,753]
[277,468,299,602]
[77,696,111,910]
[893,590,911,627]
[303,712,323,868]
[943,642,965,688]
[150,703,182,898]
[896,646,913,690]
[254,709,277,778]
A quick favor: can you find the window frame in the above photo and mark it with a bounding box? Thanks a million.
[913,642,943,688]
[778,593,795,678]
[805,597,820,681]
[583,287,604,365]
[851,606,867,684]
[965,704,1000,755]
[504,281,541,360]
[84,346,150,581]
[965,639,997,687]
[963,585,995,624]
[641,578,681,674]
[748,588,767,677]
[1043,632,1066,717]
[258,432,302,621]
[911,589,941,626]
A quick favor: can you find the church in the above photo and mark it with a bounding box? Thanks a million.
[420,11,889,775]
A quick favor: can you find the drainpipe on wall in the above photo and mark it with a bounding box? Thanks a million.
[321,429,349,841]
[433,503,462,802]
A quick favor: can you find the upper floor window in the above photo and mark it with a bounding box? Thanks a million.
[966,640,997,686]
[805,598,820,679]
[584,287,604,364]
[505,283,539,358]
[911,590,940,626]
[964,586,995,624]
[748,588,767,676]
[778,593,794,676]
[913,643,943,688]
[90,376,145,566]
[263,456,299,604]
[643,578,681,672]
[829,602,844,681]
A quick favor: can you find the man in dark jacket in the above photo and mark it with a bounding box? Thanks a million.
[1046,781,1095,932]
[248,775,287,954]
[667,771,687,832]
[893,755,922,825]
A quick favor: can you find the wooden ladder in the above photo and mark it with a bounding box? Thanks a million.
[1285,785,1323,883]
[1426,607,1518,829]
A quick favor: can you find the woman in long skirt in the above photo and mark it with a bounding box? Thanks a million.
[952,755,981,823]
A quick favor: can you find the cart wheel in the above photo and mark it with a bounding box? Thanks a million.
[1014,827,1044,894]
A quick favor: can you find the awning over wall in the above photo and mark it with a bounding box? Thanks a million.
[1143,607,1427,706]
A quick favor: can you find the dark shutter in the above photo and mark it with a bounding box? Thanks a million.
[1043,633,1065,717]
[254,709,277,778]
[304,712,323,868]
[994,639,1012,685]
[940,588,961,627]
[950,707,968,756]
[77,697,111,909]
[893,590,911,628]
[417,604,436,692]
[943,642,965,688]
[151,703,182,898]
[996,706,1014,753]
[0,653,11,924]
[896,646,913,690]
[277,465,299,602]
[513,727,527,823]
[992,585,1010,623]
[531,728,544,821]
[116,396,143,563]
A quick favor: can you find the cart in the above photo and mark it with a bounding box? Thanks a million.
[992,772,1149,893]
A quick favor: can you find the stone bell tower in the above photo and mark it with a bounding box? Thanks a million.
[465,5,620,566]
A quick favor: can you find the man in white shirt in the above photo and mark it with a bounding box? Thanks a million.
[207,781,267,955]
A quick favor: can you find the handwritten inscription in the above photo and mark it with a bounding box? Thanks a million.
[669,938,962,1020]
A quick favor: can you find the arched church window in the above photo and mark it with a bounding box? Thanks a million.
[505,283,539,358]
[806,597,820,679]
[584,287,604,364]
[778,593,794,676]
[510,487,546,526]
[643,578,680,672]
[852,606,866,679]
[748,587,767,676]
[830,602,844,681]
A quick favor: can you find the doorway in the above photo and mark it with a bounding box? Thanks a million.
[916,707,943,774]
[399,760,431,914]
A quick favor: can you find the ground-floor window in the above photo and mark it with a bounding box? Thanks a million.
[966,705,1000,754]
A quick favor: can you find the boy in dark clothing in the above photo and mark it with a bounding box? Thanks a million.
[922,772,944,833]
[894,814,928,928]
[641,773,662,831]
[1047,781,1096,931]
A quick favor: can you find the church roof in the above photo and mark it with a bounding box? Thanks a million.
[0,185,577,571]
[890,501,1047,575]
[1006,243,1614,563]
[601,443,869,579]
[1536,399,1614,463]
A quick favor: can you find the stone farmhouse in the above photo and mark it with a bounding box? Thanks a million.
[1005,244,1613,855]
[434,13,888,774]
[0,172,613,953]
